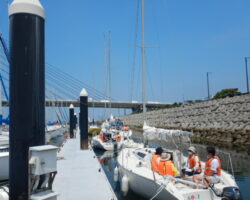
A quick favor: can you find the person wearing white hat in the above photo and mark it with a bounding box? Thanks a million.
[182,146,202,177]
[157,152,179,177]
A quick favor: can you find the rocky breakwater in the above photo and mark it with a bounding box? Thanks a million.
[120,94,250,154]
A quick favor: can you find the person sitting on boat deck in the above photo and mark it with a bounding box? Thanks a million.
[158,152,179,177]
[182,146,201,177]
[151,147,163,173]
[193,146,221,187]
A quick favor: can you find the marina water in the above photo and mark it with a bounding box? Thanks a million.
[94,130,250,200]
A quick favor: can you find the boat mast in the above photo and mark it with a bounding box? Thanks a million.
[141,0,147,121]
[103,33,107,119]
[108,31,112,115]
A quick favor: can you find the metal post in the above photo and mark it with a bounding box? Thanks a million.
[80,88,88,149]
[9,0,45,199]
[141,0,147,121]
[207,72,210,100]
[245,57,249,93]
[69,104,74,138]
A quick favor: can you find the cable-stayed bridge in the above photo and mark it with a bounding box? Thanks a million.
[2,99,168,110]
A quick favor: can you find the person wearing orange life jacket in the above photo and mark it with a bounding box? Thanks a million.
[151,147,163,173]
[193,146,221,187]
[158,152,179,177]
[182,146,202,177]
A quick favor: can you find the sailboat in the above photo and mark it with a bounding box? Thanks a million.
[117,1,241,199]
[91,115,124,151]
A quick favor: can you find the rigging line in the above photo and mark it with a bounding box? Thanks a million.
[46,73,87,98]
[0,67,9,75]
[63,107,69,121]
[46,90,69,122]
[45,90,68,102]
[49,91,66,123]
[46,66,112,101]
[135,58,141,101]
[54,94,67,123]
[46,68,105,101]
[0,35,111,100]
[46,93,62,124]
[108,31,112,110]
[46,84,90,109]
[145,53,155,101]
[45,80,77,100]
[1,62,82,100]
[103,32,108,118]
[130,0,140,101]
[47,91,63,123]
[45,82,78,100]
[0,57,9,67]
[45,73,87,97]
[46,63,114,100]
[46,65,105,100]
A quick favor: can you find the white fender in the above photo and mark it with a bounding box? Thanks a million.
[121,175,129,196]
[114,167,119,182]
[128,130,132,137]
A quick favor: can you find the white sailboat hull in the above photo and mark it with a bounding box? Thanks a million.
[117,148,238,200]
[118,164,178,200]
[91,136,122,151]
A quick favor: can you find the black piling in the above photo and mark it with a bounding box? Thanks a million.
[74,113,77,130]
[69,104,74,138]
[9,0,45,199]
[79,89,88,149]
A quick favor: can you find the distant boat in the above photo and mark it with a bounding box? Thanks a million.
[0,133,9,181]
[0,124,65,181]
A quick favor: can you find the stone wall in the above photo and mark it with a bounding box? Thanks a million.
[120,94,250,153]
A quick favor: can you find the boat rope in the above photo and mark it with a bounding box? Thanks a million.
[149,184,165,200]
[226,152,235,179]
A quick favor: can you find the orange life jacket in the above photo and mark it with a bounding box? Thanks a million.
[114,135,121,141]
[151,154,160,173]
[204,156,221,176]
[98,133,106,142]
[188,154,202,173]
[158,160,175,176]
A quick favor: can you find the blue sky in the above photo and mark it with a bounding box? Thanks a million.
[1,0,250,119]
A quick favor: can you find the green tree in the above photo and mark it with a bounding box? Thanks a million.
[213,88,241,99]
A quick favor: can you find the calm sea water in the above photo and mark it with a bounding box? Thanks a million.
[94,130,250,200]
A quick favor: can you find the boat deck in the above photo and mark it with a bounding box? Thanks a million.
[53,133,117,200]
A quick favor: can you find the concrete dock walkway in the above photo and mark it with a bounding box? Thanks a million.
[54,133,117,200]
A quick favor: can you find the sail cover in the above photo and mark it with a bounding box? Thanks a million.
[143,123,192,143]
